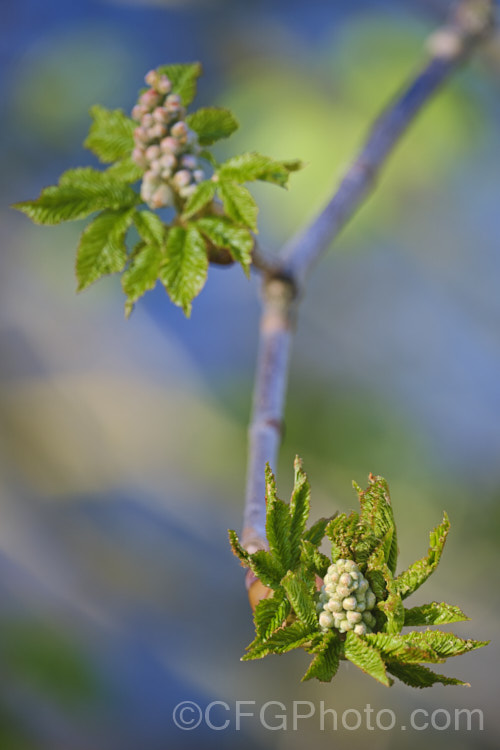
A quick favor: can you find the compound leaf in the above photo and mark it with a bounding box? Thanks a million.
[186,107,239,145]
[195,216,253,275]
[157,62,202,106]
[160,225,208,316]
[84,105,136,163]
[76,207,135,291]
[218,179,258,231]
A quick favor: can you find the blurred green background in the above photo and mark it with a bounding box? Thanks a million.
[1,0,500,747]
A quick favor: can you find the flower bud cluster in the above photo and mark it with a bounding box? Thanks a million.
[131,70,205,209]
[317,559,377,636]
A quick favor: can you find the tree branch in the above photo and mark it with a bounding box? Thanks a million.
[241,0,495,597]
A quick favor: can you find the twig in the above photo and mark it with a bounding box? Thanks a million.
[241,0,495,576]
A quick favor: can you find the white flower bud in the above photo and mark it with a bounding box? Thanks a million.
[149,159,162,176]
[181,154,198,170]
[132,104,147,122]
[325,582,337,595]
[327,568,339,582]
[156,75,172,95]
[140,179,158,204]
[150,184,174,208]
[134,126,151,145]
[346,611,362,624]
[139,89,161,111]
[365,590,376,610]
[160,136,182,155]
[132,147,148,169]
[344,560,357,572]
[141,113,154,128]
[170,121,189,139]
[143,169,160,185]
[339,619,351,633]
[153,107,170,124]
[145,145,161,161]
[336,559,348,570]
[339,573,352,587]
[179,184,198,199]
[319,611,334,630]
[343,596,357,611]
[353,623,368,636]
[144,69,158,87]
[172,169,192,189]
[149,123,167,140]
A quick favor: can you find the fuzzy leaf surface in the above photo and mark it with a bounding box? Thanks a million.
[157,62,202,106]
[218,152,303,187]
[281,571,317,630]
[14,168,139,225]
[195,216,253,275]
[160,225,208,316]
[343,632,391,686]
[186,107,239,145]
[302,631,341,682]
[84,105,136,163]
[122,241,163,317]
[395,513,450,599]
[218,179,258,231]
[404,602,470,627]
[76,208,135,291]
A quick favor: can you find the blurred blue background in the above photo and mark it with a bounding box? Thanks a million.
[1,0,500,747]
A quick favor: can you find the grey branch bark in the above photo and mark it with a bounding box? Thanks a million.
[242,0,495,565]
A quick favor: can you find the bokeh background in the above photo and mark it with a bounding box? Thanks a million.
[1,0,500,747]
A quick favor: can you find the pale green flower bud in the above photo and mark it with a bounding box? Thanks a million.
[355,600,366,612]
[343,596,357,611]
[339,620,351,633]
[344,560,357,572]
[339,573,352,587]
[336,559,348,570]
[365,590,376,610]
[327,568,339,583]
[319,611,334,630]
[346,610,362,624]
[357,579,369,594]
[362,612,376,628]
[326,598,343,613]
[353,623,368,636]
[336,586,350,599]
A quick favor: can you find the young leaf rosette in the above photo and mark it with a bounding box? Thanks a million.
[13,62,303,317]
[229,458,488,687]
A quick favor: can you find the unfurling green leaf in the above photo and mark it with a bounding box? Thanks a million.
[186,107,239,145]
[157,62,202,106]
[343,632,391,686]
[254,590,291,640]
[281,571,317,631]
[265,465,292,574]
[160,225,208,316]
[218,152,304,187]
[289,457,311,568]
[366,631,488,663]
[303,631,341,682]
[395,513,450,599]
[218,179,258,231]
[13,168,139,225]
[386,662,468,688]
[326,512,359,561]
[353,475,398,574]
[84,105,136,163]
[195,217,253,275]
[300,539,330,579]
[228,529,251,568]
[303,516,335,547]
[181,181,217,220]
[76,208,136,291]
[242,621,313,661]
[404,602,470,626]
[106,158,144,184]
